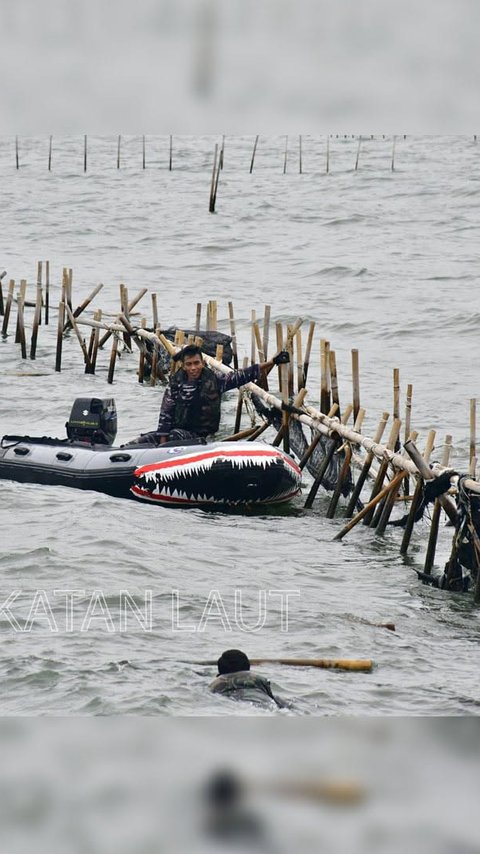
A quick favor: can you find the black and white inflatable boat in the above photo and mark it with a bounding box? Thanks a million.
[0,398,302,509]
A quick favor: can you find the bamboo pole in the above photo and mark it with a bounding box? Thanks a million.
[249,135,259,173]
[84,135,87,172]
[393,368,400,423]
[299,134,303,174]
[151,293,158,330]
[252,320,265,363]
[120,284,132,350]
[15,136,19,169]
[329,350,340,419]
[296,329,304,390]
[334,470,408,541]
[63,282,104,332]
[212,144,221,209]
[423,435,453,574]
[198,658,373,673]
[16,294,27,358]
[283,135,288,174]
[169,135,173,171]
[298,404,339,471]
[321,339,332,413]
[15,281,27,343]
[86,308,102,375]
[400,431,438,555]
[345,412,390,517]
[304,434,340,509]
[391,135,396,172]
[233,356,248,434]
[352,349,360,421]
[0,270,5,316]
[48,135,53,171]
[375,429,419,535]
[137,318,146,383]
[36,260,43,324]
[303,321,315,385]
[65,303,93,371]
[354,136,362,170]
[363,418,402,526]
[262,304,271,361]
[209,144,218,212]
[276,322,284,395]
[195,302,202,335]
[403,437,458,526]
[29,284,42,359]
[55,300,65,372]
[107,334,118,384]
[287,324,294,396]
[98,288,148,347]
[142,135,146,169]
[66,268,73,312]
[219,135,225,169]
[470,398,476,478]
[326,135,330,173]
[1,281,15,336]
[45,260,50,325]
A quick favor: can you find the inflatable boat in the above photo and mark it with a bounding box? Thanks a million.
[0,397,302,509]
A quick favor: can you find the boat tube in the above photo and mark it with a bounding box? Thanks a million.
[0,398,302,508]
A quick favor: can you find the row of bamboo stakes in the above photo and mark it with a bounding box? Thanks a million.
[10,135,409,180]
[2,263,480,600]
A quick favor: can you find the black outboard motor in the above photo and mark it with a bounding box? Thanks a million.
[66,398,117,445]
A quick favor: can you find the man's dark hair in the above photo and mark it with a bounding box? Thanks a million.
[217,649,250,675]
[172,344,203,362]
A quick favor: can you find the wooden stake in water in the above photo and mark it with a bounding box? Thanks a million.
[283,135,288,174]
[195,302,202,335]
[262,305,271,361]
[107,334,118,384]
[424,435,453,574]
[219,135,225,169]
[209,143,218,213]
[352,349,360,421]
[45,260,50,325]
[303,321,315,385]
[320,339,331,413]
[84,135,87,172]
[87,308,102,375]
[249,135,259,174]
[354,136,362,171]
[299,135,303,174]
[393,368,400,422]
[169,135,173,171]
[329,349,340,418]
[36,261,43,326]
[29,284,42,360]
[151,293,159,330]
[55,300,65,372]
[142,135,146,169]
[2,280,15,336]
[15,281,27,343]
[391,135,396,171]
[0,270,6,316]
[138,318,146,383]
[400,431,437,555]
[117,135,121,169]
[16,294,27,359]
[15,136,19,169]
[326,135,330,174]
[228,301,239,371]
[48,135,53,171]
[344,411,390,518]
[470,398,477,477]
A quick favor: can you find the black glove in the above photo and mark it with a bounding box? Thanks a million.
[273,350,290,366]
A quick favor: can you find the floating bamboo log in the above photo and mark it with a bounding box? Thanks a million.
[197,657,373,672]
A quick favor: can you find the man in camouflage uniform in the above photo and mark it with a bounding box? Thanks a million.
[209,649,287,708]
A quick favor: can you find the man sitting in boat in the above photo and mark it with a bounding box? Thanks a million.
[133,344,288,445]
[209,649,287,708]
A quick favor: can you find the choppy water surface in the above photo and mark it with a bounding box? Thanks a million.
[0,135,479,715]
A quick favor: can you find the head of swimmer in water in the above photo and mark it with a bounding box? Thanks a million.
[217,649,251,675]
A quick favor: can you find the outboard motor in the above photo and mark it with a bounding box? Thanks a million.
[66,398,117,445]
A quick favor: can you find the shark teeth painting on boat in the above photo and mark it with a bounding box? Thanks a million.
[130,441,302,507]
